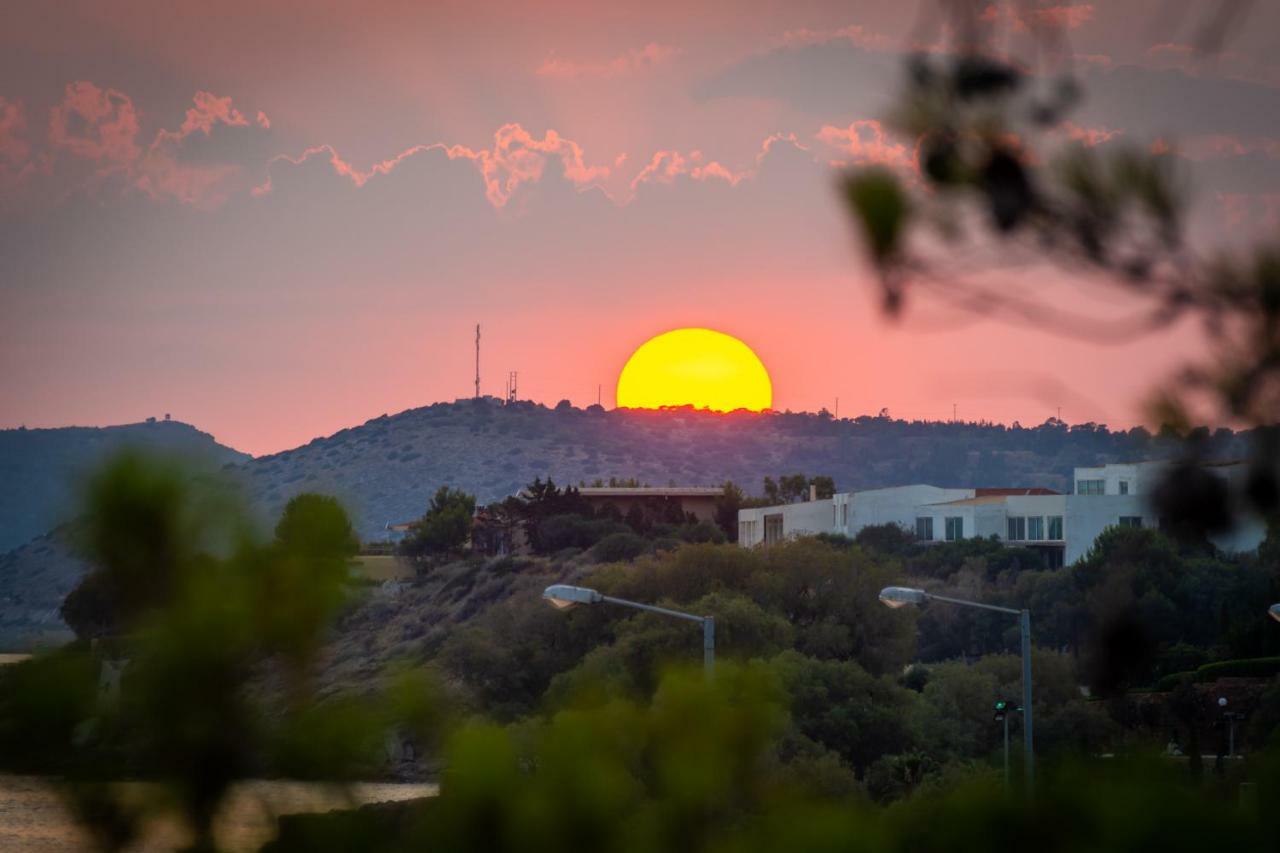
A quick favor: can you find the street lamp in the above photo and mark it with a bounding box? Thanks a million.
[543,584,715,676]
[879,586,1035,791]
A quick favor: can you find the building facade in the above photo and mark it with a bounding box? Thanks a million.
[737,461,1266,566]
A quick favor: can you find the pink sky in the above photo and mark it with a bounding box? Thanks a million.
[3,1,1280,456]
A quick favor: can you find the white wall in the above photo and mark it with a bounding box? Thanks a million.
[738,499,836,547]
[740,465,1266,563]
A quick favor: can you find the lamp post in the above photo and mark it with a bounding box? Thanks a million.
[543,584,715,676]
[880,586,1034,792]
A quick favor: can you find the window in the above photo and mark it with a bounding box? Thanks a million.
[1077,479,1105,495]
[1047,516,1063,539]
[1119,480,1129,495]
[916,517,934,540]
[1028,516,1045,541]
[764,514,785,544]
[1006,516,1026,540]
[842,504,848,526]
[945,516,963,541]
[1119,516,1143,529]
[833,506,838,526]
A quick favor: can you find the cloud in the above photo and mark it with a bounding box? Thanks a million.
[0,97,29,163]
[47,81,140,169]
[0,97,31,180]
[815,120,911,169]
[628,149,744,193]
[1057,121,1121,147]
[258,124,612,208]
[779,24,893,51]
[981,3,1095,32]
[135,91,272,207]
[537,43,676,78]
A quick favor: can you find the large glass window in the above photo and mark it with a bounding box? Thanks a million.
[916,517,934,540]
[1047,516,1063,539]
[764,514,785,544]
[1119,480,1129,495]
[1077,479,1105,495]
[945,516,963,541]
[1028,516,1044,540]
[1006,516,1026,540]
[1119,516,1143,529]
[842,504,849,526]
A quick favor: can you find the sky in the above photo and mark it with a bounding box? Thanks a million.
[2,1,1279,456]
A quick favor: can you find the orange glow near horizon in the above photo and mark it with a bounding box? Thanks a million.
[616,328,773,412]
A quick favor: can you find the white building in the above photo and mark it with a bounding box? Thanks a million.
[737,461,1266,567]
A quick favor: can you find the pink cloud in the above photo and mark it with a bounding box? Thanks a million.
[258,124,611,208]
[628,149,745,192]
[1180,134,1280,161]
[1073,53,1112,69]
[982,3,1095,32]
[779,24,892,50]
[1058,121,1121,147]
[815,120,911,169]
[452,124,612,205]
[48,81,140,168]
[537,43,676,78]
[0,96,31,175]
[135,91,270,207]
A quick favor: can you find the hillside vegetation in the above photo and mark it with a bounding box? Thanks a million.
[232,399,1243,542]
[0,402,1253,649]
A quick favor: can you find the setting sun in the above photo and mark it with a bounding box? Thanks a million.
[616,328,773,412]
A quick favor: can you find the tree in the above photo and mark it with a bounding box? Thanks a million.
[839,3,1279,542]
[404,486,476,558]
[714,480,745,541]
[762,476,780,505]
[779,473,809,503]
[275,493,359,560]
[6,452,404,852]
[809,475,836,500]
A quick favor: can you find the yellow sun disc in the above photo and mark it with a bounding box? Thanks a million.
[616,328,773,412]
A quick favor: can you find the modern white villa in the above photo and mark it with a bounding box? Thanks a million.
[737,461,1267,567]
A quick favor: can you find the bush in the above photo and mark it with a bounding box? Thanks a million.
[538,514,628,552]
[1195,657,1280,681]
[591,532,648,563]
[1154,656,1280,691]
[678,520,727,544]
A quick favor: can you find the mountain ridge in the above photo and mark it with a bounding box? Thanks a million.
[0,419,251,554]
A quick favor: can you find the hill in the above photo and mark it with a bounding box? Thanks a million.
[0,400,1252,649]
[233,399,1238,542]
[0,419,251,553]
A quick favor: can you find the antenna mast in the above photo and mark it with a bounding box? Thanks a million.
[474,324,481,399]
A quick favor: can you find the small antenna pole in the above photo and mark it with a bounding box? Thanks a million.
[597,384,602,406]
[834,397,839,419]
[474,324,481,399]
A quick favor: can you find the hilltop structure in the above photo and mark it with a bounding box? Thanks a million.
[737,461,1267,566]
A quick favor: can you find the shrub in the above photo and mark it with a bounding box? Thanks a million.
[591,532,648,563]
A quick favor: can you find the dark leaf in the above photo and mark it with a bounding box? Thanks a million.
[981,148,1035,232]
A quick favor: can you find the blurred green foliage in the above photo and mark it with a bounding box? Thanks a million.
[266,665,1280,853]
[0,452,442,851]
